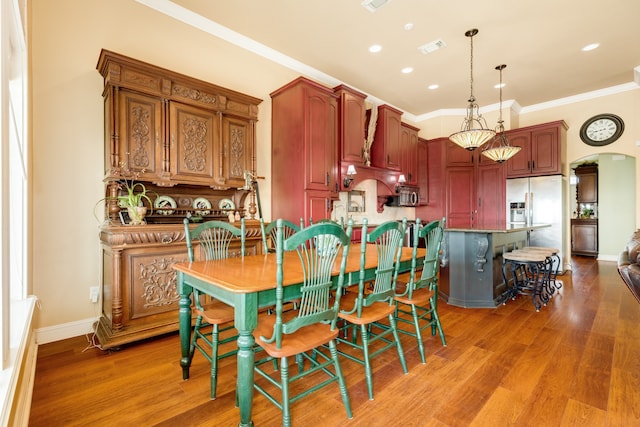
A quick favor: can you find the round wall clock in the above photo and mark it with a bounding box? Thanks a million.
[579,113,624,146]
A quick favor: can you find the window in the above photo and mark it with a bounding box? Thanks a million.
[1,0,29,368]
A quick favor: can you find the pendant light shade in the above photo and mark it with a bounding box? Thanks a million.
[481,64,522,163]
[449,29,495,151]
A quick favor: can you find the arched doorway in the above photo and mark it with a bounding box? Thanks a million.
[569,153,636,260]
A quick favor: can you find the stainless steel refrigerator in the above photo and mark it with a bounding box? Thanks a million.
[505,175,566,272]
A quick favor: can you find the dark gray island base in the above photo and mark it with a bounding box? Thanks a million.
[439,224,551,308]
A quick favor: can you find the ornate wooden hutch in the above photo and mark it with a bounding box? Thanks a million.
[95,50,263,348]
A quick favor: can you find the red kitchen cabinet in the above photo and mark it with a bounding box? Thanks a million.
[434,139,506,227]
[271,77,338,224]
[400,123,419,185]
[334,85,367,166]
[371,104,402,171]
[506,121,567,178]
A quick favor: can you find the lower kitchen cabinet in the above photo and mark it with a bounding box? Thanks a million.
[571,219,598,257]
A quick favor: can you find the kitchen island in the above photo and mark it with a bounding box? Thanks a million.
[439,223,551,308]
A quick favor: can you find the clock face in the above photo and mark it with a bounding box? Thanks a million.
[586,119,616,141]
[580,114,624,146]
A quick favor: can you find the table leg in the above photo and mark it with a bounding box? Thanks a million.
[177,271,193,380]
[235,294,258,427]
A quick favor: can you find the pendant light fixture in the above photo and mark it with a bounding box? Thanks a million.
[481,64,522,163]
[449,28,495,151]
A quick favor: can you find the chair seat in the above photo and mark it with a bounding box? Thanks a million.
[254,311,339,358]
[195,300,235,324]
[338,291,395,325]
[394,285,435,306]
[395,271,412,286]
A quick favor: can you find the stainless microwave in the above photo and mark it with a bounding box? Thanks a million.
[386,186,420,207]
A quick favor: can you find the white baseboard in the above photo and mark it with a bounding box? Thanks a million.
[597,254,618,262]
[35,317,99,345]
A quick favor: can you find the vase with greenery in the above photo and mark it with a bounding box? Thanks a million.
[118,180,153,225]
[95,166,155,225]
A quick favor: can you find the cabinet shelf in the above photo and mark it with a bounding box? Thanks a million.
[143,209,240,224]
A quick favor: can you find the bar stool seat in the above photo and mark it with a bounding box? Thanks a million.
[518,246,563,291]
[502,248,555,311]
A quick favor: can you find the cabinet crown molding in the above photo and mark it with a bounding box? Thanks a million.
[97,49,262,119]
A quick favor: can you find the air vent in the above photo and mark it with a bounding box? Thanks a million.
[361,0,392,13]
[418,39,447,54]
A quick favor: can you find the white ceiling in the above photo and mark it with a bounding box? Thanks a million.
[141,0,640,119]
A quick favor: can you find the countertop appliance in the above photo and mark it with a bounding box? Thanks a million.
[386,185,420,207]
[506,175,566,272]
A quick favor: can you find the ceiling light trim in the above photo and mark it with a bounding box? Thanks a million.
[418,39,447,54]
[361,0,393,13]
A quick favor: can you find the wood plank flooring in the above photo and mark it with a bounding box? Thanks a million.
[29,257,640,426]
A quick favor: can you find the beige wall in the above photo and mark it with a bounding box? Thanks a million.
[30,0,639,333]
[30,0,297,330]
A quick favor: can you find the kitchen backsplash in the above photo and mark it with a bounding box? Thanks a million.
[332,179,415,225]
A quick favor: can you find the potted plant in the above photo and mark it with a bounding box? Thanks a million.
[117,179,154,225]
[95,165,155,225]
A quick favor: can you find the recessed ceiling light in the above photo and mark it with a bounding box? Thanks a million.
[369,44,382,53]
[494,83,506,89]
[428,84,439,90]
[401,67,413,74]
[404,22,414,31]
[582,43,600,52]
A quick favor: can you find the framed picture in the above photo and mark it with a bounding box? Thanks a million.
[119,209,131,225]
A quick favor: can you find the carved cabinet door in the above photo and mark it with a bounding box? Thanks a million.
[122,245,189,323]
[218,114,254,188]
[118,90,163,181]
[169,101,218,185]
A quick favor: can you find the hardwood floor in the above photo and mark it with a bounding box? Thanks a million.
[29,257,640,426]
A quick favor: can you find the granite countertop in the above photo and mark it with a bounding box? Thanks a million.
[445,223,551,233]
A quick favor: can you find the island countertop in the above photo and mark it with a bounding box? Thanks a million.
[445,223,551,233]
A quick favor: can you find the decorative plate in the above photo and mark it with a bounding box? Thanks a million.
[218,198,235,210]
[193,197,212,216]
[154,195,177,215]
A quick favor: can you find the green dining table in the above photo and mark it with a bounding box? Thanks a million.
[174,243,423,426]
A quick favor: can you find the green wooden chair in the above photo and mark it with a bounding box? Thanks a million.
[308,217,344,228]
[394,218,447,364]
[183,218,245,400]
[253,219,353,427]
[259,217,301,253]
[336,218,408,400]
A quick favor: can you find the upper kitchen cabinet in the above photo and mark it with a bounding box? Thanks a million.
[505,121,567,178]
[400,123,420,185]
[271,77,339,223]
[371,104,403,171]
[334,85,367,165]
[445,139,495,167]
[97,49,261,189]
